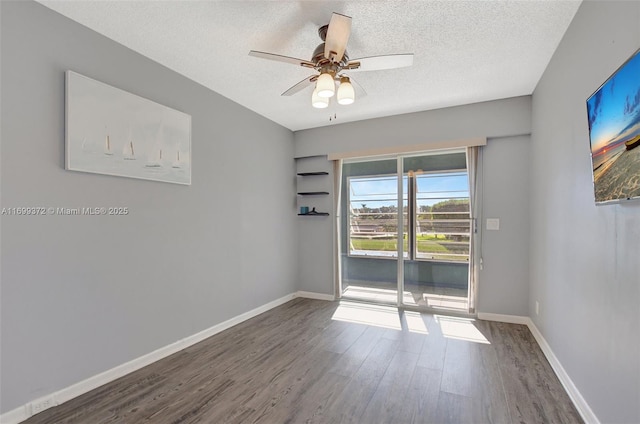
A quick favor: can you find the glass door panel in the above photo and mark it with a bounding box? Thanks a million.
[340,159,400,304]
[401,152,471,312]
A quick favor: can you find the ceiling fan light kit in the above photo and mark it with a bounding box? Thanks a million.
[249,12,413,113]
[312,88,329,109]
[316,72,336,98]
[337,76,355,105]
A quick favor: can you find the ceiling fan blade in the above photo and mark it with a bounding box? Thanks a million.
[249,50,315,68]
[346,54,414,72]
[324,13,351,63]
[348,76,367,98]
[281,75,318,96]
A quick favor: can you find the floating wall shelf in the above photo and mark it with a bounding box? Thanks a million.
[297,172,329,176]
[296,166,329,217]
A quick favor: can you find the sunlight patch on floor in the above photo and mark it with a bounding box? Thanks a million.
[331,300,430,335]
[424,293,469,310]
[342,285,398,304]
[403,311,429,334]
[435,315,490,344]
[332,301,402,330]
[342,281,469,312]
[342,285,418,306]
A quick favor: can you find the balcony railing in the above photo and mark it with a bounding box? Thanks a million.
[349,211,471,262]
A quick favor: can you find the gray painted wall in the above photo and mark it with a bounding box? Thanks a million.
[0,1,296,413]
[295,156,334,294]
[295,96,531,158]
[294,98,532,315]
[530,1,640,423]
[478,136,530,315]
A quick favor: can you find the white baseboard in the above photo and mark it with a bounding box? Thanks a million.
[294,291,335,301]
[525,318,599,424]
[0,407,28,424]
[477,312,599,423]
[0,292,297,424]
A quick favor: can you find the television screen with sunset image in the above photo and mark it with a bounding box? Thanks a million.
[586,48,640,204]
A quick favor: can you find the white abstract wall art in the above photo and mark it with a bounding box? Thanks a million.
[65,71,191,185]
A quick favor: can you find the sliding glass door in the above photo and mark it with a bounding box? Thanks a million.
[340,150,472,313]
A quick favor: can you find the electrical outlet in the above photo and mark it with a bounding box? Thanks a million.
[535,301,540,315]
[29,395,56,416]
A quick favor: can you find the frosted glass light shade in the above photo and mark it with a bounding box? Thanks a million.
[312,89,329,109]
[337,77,355,105]
[316,72,335,98]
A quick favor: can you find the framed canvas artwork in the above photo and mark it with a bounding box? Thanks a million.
[586,49,640,204]
[65,71,191,185]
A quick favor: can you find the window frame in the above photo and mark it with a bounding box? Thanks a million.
[346,168,471,263]
[346,172,406,260]
[411,168,471,263]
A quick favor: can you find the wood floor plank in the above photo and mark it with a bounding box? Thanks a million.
[282,371,350,424]
[468,342,512,424]
[416,315,448,370]
[381,310,427,354]
[434,391,474,424]
[186,326,329,423]
[22,299,583,424]
[358,349,420,423]
[322,321,367,355]
[483,320,583,424]
[400,365,442,424]
[329,325,386,377]
[440,338,474,397]
[321,337,398,423]
[240,350,342,423]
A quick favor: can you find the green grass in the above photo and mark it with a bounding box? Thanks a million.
[416,234,447,241]
[351,238,404,251]
[416,241,449,253]
[351,236,467,256]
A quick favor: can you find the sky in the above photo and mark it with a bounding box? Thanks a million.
[587,50,640,153]
[349,173,469,209]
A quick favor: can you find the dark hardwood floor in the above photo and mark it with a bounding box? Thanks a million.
[23,298,583,424]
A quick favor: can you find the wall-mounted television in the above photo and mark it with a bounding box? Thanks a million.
[586,48,640,204]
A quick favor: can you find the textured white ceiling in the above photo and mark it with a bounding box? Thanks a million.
[38,0,581,131]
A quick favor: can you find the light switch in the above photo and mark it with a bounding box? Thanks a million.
[486,218,500,231]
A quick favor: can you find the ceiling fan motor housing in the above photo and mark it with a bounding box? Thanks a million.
[313,23,350,73]
[318,24,329,41]
[312,43,349,73]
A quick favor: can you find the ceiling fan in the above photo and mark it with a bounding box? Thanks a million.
[249,12,414,109]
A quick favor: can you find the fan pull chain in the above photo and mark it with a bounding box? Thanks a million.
[329,113,337,122]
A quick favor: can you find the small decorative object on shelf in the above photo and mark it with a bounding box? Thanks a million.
[298,207,329,216]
